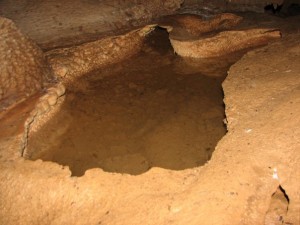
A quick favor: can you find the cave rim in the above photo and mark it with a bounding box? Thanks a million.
[23,26,231,177]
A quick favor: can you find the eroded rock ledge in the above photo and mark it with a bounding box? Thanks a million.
[0,8,299,225]
[166,13,282,58]
[0,17,54,108]
[0,23,299,225]
[222,35,300,224]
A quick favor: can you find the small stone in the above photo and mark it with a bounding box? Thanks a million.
[47,94,58,106]
[55,65,68,77]
[168,205,182,213]
[56,84,66,96]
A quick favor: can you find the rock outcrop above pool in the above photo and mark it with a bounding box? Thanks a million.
[0,17,53,109]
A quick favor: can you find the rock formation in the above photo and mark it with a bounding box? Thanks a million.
[0,17,53,109]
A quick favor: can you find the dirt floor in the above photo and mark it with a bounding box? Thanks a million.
[0,2,300,225]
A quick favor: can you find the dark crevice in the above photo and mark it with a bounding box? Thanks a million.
[279,185,290,204]
[265,2,300,17]
[264,3,283,15]
[265,185,290,225]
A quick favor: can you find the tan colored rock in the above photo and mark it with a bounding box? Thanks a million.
[0,0,184,49]
[46,93,58,106]
[0,4,299,225]
[53,84,66,97]
[0,34,299,225]
[46,85,65,98]
[222,35,300,225]
[167,13,243,37]
[0,24,299,225]
[171,28,281,58]
[163,0,184,10]
[0,17,53,108]
[35,100,51,116]
[47,26,155,83]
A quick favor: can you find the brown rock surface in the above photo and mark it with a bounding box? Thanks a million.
[0,29,299,225]
[223,36,300,224]
[158,13,284,58]
[170,28,281,58]
[0,3,299,224]
[46,26,154,83]
[161,13,243,39]
[181,0,285,13]
[0,0,183,49]
[0,17,53,109]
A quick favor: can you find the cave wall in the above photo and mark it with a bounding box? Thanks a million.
[182,0,285,12]
[0,17,53,109]
[0,0,184,49]
[0,1,299,224]
[0,0,185,110]
[0,0,298,110]
[1,0,293,50]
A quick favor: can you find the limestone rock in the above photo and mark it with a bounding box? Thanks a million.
[171,28,281,58]
[46,27,155,82]
[0,17,53,108]
[165,13,243,38]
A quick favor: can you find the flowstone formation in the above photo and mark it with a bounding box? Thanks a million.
[0,17,53,110]
[46,26,154,83]
[166,13,282,58]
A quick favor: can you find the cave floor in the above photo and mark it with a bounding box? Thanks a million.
[25,29,242,176]
[0,4,299,225]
